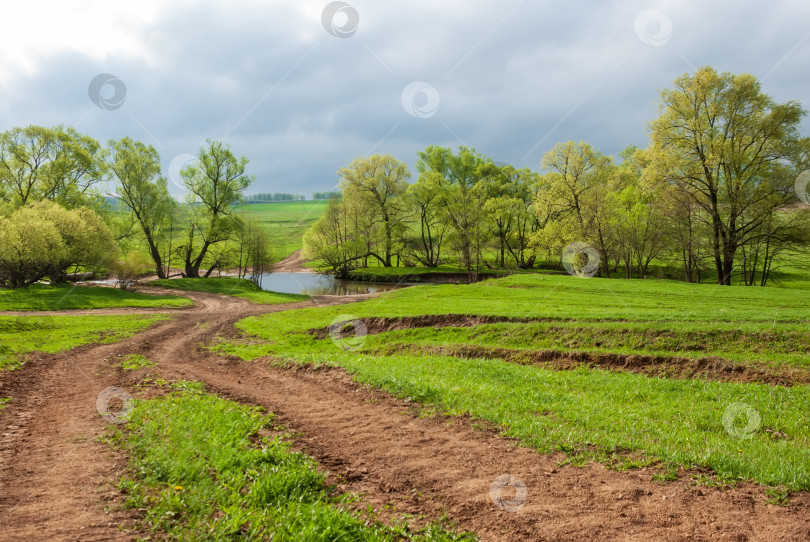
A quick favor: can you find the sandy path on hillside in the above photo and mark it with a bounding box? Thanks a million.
[272,249,314,273]
[0,290,808,541]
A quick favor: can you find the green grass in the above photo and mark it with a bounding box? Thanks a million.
[0,397,10,411]
[149,277,308,305]
[236,201,328,260]
[367,320,810,369]
[0,283,192,311]
[0,314,168,371]
[215,273,810,491]
[112,385,475,541]
[346,265,507,283]
[120,354,156,371]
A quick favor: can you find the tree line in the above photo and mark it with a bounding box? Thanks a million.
[304,67,810,285]
[0,128,267,288]
[312,191,341,200]
[244,192,306,202]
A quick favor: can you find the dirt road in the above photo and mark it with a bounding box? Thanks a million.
[0,291,807,541]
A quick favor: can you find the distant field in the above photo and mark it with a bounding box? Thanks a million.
[236,201,328,260]
[218,274,810,491]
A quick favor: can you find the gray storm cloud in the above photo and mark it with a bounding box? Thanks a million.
[1,0,808,195]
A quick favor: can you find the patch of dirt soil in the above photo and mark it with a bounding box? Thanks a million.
[2,292,809,541]
[272,249,315,273]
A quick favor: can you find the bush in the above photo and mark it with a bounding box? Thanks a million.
[0,201,118,288]
[112,252,154,290]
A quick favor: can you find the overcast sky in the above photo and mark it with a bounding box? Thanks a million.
[1,0,809,196]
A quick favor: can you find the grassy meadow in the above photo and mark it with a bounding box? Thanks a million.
[216,274,810,491]
[0,283,192,311]
[236,200,328,260]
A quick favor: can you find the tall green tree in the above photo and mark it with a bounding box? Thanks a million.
[540,141,614,275]
[541,141,612,232]
[107,137,176,279]
[650,67,806,284]
[179,140,254,278]
[0,125,104,209]
[405,171,446,267]
[338,155,410,267]
[416,146,488,280]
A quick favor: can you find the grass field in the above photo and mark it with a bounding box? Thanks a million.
[216,274,810,491]
[149,277,308,304]
[236,201,328,260]
[0,314,168,371]
[0,284,192,311]
[112,383,473,541]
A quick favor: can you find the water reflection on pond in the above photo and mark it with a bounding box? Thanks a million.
[254,272,415,296]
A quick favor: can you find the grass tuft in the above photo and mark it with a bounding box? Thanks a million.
[120,354,156,371]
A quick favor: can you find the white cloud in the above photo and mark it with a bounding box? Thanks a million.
[0,0,162,84]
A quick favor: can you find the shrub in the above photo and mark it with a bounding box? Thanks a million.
[0,201,118,288]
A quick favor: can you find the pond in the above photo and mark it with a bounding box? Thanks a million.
[254,272,415,296]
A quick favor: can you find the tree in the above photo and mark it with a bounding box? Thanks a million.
[540,141,614,275]
[235,216,275,285]
[0,125,104,209]
[303,196,366,276]
[650,67,806,284]
[416,146,488,280]
[0,201,117,288]
[739,205,810,286]
[611,147,669,278]
[405,171,446,267]
[179,140,254,278]
[541,141,612,231]
[107,137,176,279]
[338,155,410,267]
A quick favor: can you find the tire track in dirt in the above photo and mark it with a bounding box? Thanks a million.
[128,295,809,541]
[0,291,364,541]
[153,360,810,541]
[2,290,810,541]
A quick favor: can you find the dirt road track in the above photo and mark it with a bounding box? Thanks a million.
[1,291,808,541]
